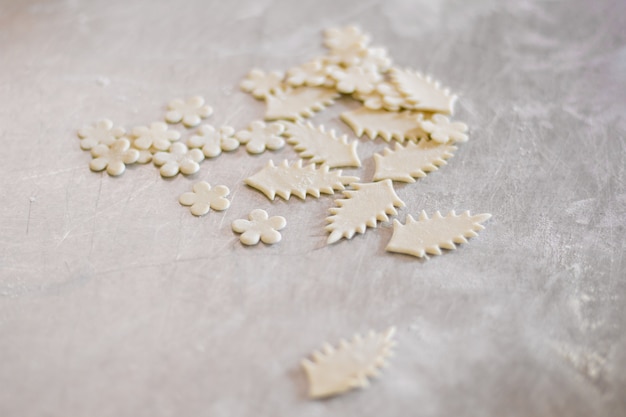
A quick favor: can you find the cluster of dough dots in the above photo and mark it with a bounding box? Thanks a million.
[75,25,494,399]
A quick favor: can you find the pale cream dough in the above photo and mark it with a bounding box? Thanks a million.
[179,181,230,216]
[301,327,396,399]
[231,209,286,245]
[390,68,457,115]
[264,87,339,121]
[244,160,359,201]
[340,107,427,142]
[386,210,492,258]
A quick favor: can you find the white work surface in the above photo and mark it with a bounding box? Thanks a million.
[1,0,625,416]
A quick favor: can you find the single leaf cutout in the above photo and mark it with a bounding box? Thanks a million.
[340,107,426,142]
[390,68,457,114]
[265,87,339,121]
[245,159,359,201]
[302,327,396,399]
[386,210,492,258]
[282,121,361,168]
[373,140,456,182]
[326,180,405,244]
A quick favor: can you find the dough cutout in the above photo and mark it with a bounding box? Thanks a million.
[386,210,492,258]
[78,119,126,150]
[282,121,361,168]
[373,140,456,183]
[302,327,396,399]
[245,160,358,201]
[326,180,405,244]
[165,96,213,127]
[390,68,457,115]
[153,142,204,177]
[235,120,286,154]
[89,138,139,177]
[232,209,286,245]
[240,69,285,99]
[264,87,339,121]
[179,181,230,216]
[340,107,426,142]
[420,114,468,144]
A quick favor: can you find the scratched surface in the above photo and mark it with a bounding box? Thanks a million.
[1,0,625,416]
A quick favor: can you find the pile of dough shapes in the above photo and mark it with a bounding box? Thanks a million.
[238,26,489,256]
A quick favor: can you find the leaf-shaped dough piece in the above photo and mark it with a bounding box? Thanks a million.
[386,210,492,258]
[325,180,405,244]
[244,160,359,201]
[390,68,457,114]
[373,140,456,183]
[282,121,361,168]
[265,87,339,121]
[340,107,426,142]
[302,327,396,399]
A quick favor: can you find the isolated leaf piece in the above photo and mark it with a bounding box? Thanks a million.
[326,180,405,244]
[373,140,456,183]
[340,107,426,142]
[386,211,492,258]
[302,327,396,399]
[264,87,339,121]
[282,121,361,168]
[390,68,457,114]
[245,160,359,201]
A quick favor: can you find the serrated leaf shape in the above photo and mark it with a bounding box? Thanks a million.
[265,87,339,121]
[302,327,396,399]
[326,180,405,244]
[340,107,426,142]
[386,211,492,258]
[390,68,457,114]
[244,160,359,201]
[373,140,457,183]
[282,121,361,168]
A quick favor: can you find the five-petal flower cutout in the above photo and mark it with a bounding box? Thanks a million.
[153,142,205,177]
[78,119,126,150]
[165,96,213,127]
[179,181,231,216]
[232,209,287,245]
[420,114,469,144]
[235,120,286,154]
[89,138,140,176]
[240,69,285,99]
[187,124,240,158]
[132,121,181,151]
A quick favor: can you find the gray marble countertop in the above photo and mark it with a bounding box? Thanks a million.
[1,0,625,416]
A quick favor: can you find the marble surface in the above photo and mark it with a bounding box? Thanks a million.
[1,0,625,416]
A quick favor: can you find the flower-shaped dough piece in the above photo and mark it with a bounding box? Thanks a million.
[420,114,469,144]
[153,142,205,177]
[240,69,285,99]
[179,181,230,216]
[359,47,393,73]
[324,26,370,51]
[286,60,331,87]
[235,121,285,154]
[331,66,382,95]
[77,119,126,150]
[132,122,180,151]
[327,44,367,67]
[165,96,213,127]
[89,138,140,176]
[232,209,286,245]
[187,124,239,158]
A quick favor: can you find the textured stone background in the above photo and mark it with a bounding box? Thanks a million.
[0,0,625,416]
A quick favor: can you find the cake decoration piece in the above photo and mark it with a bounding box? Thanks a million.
[179,181,230,216]
[386,211,492,258]
[340,107,426,142]
[235,120,286,154]
[152,142,204,177]
[240,69,285,99]
[89,138,139,176]
[187,124,239,158]
[264,87,339,121]
[324,26,371,52]
[302,327,396,399]
[245,160,359,201]
[373,140,456,183]
[330,66,382,95]
[390,68,457,115]
[282,121,361,168]
[325,180,405,244]
[77,119,126,150]
[232,209,286,245]
[165,96,213,128]
[286,60,334,88]
[131,122,180,151]
[419,114,469,144]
